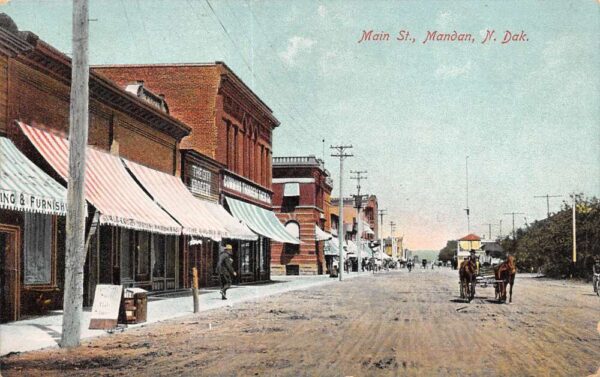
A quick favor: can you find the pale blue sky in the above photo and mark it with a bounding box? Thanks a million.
[3,0,599,249]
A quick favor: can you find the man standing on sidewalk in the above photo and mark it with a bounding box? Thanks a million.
[217,244,236,300]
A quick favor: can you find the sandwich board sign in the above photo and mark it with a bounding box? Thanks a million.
[89,284,124,330]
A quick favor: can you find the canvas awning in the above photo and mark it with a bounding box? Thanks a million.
[363,223,375,235]
[124,160,256,241]
[18,122,181,235]
[225,196,300,244]
[315,225,332,241]
[0,137,67,216]
[283,182,300,197]
[324,238,339,256]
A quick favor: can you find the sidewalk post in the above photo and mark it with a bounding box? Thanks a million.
[192,267,199,313]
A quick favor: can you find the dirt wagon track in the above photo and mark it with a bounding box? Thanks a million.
[1,269,599,376]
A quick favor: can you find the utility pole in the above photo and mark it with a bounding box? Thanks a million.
[572,194,577,278]
[503,212,525,240]
[331,145,353,281]
[389,221,396,261]
[61,0,89,348]
[378,209,387,270]
[350,170,367,274]
[498,219,503,239]
[534,194,562,218]
[465,156,470,233]
[482,223,493,240]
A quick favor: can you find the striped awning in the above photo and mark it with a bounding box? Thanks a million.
[315,225,332,241]
[125,159,256,241]
[225,196,300,244]
[18,122,181,235]
[324,238,339,256]
[0,137,67,216]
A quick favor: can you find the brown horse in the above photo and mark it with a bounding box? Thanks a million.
[459,258,477,302]
[494,255,516,303]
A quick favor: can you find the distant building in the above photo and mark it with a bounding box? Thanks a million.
[270,156,333,275]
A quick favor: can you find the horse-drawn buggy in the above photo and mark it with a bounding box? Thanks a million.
[459,255,516,303]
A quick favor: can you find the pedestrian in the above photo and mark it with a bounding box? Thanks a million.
[361,258,367,272]
[217,244,236,300]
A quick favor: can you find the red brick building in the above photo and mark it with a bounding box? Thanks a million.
[94,62,297,285]
[0,15,197,321]
[271,156,333,275]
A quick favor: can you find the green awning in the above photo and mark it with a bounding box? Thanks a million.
[225,196,300,244]
[0,137,67,215]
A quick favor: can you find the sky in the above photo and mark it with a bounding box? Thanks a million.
[3,0,599,250]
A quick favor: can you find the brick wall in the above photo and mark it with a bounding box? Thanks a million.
[2,60,179,173]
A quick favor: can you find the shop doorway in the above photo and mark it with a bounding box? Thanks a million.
[0,225,20,323]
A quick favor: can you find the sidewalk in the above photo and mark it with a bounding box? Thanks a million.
[0,272,368,356]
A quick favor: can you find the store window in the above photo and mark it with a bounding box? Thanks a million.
[120,229,134,281]
[23,213,53,285]
[165,235,176,279]
[152,234,166,278]
[241,241,251,273]
[137,232,150,277]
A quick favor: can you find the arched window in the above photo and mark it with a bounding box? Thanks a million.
[285,221,300,239]
[284,221,300,254]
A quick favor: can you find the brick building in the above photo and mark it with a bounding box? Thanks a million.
[95,62,299,285]
[271,156,333,275]
[0,15,206,321]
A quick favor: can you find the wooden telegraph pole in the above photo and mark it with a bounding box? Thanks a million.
[61,0,89,348]
[331,145,353,281]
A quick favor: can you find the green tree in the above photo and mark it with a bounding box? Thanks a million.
[438,240,457,262]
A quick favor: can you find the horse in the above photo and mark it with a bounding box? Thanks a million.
[494,255,516,303]
[459,258,477,303]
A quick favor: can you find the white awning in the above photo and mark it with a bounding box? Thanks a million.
[225,196,300,244]
[283,182,300,197]
[315,225,332,241]
[0,137,67,216]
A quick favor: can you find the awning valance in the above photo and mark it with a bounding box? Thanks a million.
[125,160,255,241]
[18,122,181,235]
[283,183,300,197]
[0,137,67,216]
[315,225,332,241]
[225,196,300,244]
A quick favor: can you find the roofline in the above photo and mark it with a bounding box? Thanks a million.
[92,61,280,127]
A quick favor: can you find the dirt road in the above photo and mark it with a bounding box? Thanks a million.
[1,268,599,376]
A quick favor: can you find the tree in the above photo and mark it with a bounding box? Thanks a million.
[438,240,457,262]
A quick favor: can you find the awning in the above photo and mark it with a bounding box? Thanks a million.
[18,122,181,235]
[225,196,300,244]
[0,137,67,216]
[315,225,332,241]
[363,223,375,235]
[324,238,339,256]
[283,182,300,197]
[125,159,256,241]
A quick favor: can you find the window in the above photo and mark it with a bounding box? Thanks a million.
[137,232,150,277]
[165,236,176,279]
[152,234,166,278]
[241,241,251,273]
[120,229,134,280]
[23,213,53,285]
[284,221,300,254]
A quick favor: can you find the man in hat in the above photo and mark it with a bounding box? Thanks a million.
[217,244,236,300]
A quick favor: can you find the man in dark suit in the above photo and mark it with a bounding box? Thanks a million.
[217,244,236,300]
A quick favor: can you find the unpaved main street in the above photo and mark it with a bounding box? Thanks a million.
[1,268,599,376]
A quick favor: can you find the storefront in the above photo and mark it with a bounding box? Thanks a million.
[125,158,257,289]
[224,196,299,283]
[0,136,67,322]
[16,122,185,305]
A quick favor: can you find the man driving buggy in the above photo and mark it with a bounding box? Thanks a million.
[469,249,480,275]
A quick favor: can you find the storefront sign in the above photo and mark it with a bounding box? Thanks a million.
[187,164,213,197]
[223,174,271,204]
[89,284,123,329]
[0,189,67,215]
